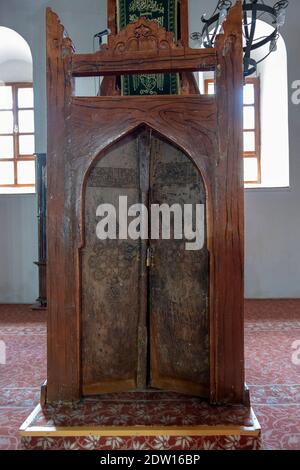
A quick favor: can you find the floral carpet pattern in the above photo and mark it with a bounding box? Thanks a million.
[0,305,46,450]
[245,300,300,450]
[26,392,256,428]
[0,300,300,450]
[21,435,260,451]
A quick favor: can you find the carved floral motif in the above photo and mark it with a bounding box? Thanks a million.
[99,17,181,56]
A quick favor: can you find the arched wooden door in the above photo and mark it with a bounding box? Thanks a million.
[81,127,209,397]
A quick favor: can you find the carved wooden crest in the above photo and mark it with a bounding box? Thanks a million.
[99,17,181,56]
[46,9,74,57]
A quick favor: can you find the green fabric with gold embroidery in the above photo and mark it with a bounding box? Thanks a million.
[117,0,179,95]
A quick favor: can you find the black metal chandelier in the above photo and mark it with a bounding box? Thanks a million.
[191,0,289,77]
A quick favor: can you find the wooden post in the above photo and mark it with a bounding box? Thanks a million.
[212,0,246,404]
[107,0,117,43]
[180,0,189,46]
[46,8,80,402]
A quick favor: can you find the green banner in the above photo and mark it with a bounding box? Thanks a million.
[117,0,179,96]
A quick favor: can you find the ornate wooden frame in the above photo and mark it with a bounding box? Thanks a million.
[46,1,247,405]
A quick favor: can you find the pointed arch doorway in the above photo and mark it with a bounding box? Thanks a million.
[81,127,209,397]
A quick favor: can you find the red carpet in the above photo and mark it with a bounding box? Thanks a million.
[244,300,300,450]
[0,300,300,450]
[0,305,46,450]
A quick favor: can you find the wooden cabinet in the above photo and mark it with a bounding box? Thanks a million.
[45,1,248,406]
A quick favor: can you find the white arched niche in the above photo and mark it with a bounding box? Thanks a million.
[0,26,32,83]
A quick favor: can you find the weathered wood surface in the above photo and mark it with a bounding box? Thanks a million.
[212,0,245,404]
[72,17,216,78]
[64,93,215,401]
[149,134,209,397]
[82,134,142,395]
[107,0,117,42]
[179,0,189,47]
[73,49,216,77]
[81,128,209,397]
[46,2,247,405]
[136,129,151,389]
[46,8,79,402]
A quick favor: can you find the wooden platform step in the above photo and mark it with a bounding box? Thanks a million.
[19,392,261,450]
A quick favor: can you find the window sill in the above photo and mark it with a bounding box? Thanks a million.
[244,185,291,192]
[0,188,36,196]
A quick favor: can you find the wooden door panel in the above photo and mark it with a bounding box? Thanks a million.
[149,135,209,396]
[82,130,209,397]
[82,135,142,395]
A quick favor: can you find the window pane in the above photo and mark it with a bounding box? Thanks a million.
[243,106,255,130]
[243,83,255,105]
[19,135,34,155]
[243,131,255,152]
[0,86,13,109]
[18,88,34,109]
[207,82,215,94]
[18,110,34,133]
[0,136,14,159]
[0,111,14,134]
[244,158,258,182]
[0,161,14,185]
[17,160,35,185]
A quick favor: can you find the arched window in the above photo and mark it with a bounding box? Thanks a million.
[199,19,289,188]
[250,19,289,188]
[0,27,35,194]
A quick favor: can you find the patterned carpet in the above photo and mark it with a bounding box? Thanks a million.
[244,300,300,450]
[0,300,300,450]
[0,305,46,450]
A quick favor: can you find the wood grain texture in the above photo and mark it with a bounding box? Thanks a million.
[61,94,216,403]
[81,128,210,397]
[179,0,189,47]
[46,8,80,402]
[46,2,247,405]
[149,134,209,397]
[72,17,216,77]
[107,0,117,41]
[212,0,245,404]
[136,129,151,389]
[81,134,142,394]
